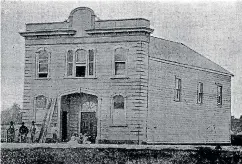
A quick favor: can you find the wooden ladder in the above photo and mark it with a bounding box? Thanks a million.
[38,98,57,143]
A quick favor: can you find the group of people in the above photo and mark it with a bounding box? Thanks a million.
[7,121,91,144]
[7,121,38,143]
[68,132,91,145]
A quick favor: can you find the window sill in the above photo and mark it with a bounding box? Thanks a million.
[217,104,222,107]
[110,125,128,128]
[35,78,51,80]
[64,77,97,79]
[174,100,181,102]
[110,76,129,79]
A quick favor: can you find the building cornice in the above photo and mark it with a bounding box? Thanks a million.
[19,29,76,37]
[86,27,154,34]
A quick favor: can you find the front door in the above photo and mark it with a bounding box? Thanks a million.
[62,111,68,142]
[80,112,97,143]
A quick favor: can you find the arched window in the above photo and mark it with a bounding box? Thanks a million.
[37,49,50,78]
[112,95,126,125]
[114,48,127,76]
[35,95,47,123]
[66,49,95,77]
[36,95,47,108]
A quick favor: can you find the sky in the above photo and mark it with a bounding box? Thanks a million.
[1,0,242,118]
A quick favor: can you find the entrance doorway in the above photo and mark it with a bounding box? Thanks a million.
[80,112,97,143]
[60,92,98,142]
[62,111,68,142]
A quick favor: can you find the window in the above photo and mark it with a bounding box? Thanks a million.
[88,50,94,76]
[37,49,50,78]
[66,49,95,77]
[36,95,47,108]
[112,95,126,125]
[67,50,73,76]
[197,82,203,104]
[35,95,47,123]
[114,48,127,76]
[174,77,181,101]
[217,85,222,105]
[75,49,87,77]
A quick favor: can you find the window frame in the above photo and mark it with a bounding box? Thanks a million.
[66,50,74,77]
[113,47,128,78]
[217,84,223,106]
[66,48,96,78]
[110,94,127,127]
[174,76,181,102]
[34,95,48,123]
[36,48,51,79]
[197,82,203,104]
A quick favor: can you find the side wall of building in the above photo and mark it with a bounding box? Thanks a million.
[147,57,231,144]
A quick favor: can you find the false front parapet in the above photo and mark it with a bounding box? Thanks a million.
[20,7,153,38]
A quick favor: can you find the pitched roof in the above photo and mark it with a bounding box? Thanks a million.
[149,36,233,76]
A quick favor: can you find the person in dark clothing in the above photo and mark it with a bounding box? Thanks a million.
[7,121,15,143]
[19,122,29,143]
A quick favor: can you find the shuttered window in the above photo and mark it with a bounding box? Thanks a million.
[67,50,73,76]
[112,95,126,125]
[35,95,47,123]
[66,49,95,77]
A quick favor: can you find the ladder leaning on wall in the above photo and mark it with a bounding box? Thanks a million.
[38,98,57,143]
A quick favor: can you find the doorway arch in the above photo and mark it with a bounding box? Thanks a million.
[57,88,101,143]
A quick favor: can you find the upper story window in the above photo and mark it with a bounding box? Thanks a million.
[217,84,222,105]
[174,77,181,101]
[114,48,127,76]
[66,49,95,77]
[197,82,203,104]
[67,50,74,76]
[76,49,87,77]
[37,49,50,78]
[112,95,126,126]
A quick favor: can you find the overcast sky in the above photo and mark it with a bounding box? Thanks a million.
[1,0,242,118]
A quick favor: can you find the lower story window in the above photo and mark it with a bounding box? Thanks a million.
[112,95,126,125]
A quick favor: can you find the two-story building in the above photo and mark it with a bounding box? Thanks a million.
[20,7,233,144]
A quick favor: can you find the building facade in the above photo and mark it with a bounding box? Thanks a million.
[20,7,233,144]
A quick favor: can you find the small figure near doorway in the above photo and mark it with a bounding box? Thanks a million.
[19,122,29,143]
[51,123,58,143]
[29,121,37,143]
[80,132,91,144]
[7,121,15,143]
[68,133,79,145]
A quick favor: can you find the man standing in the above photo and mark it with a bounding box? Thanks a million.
[19,122,29,143]
[30,121,37,143]
[7,121,15,143]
